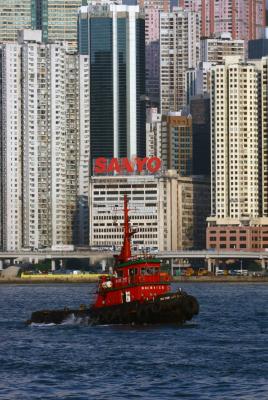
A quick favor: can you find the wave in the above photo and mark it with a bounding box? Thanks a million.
[29,313,93,327]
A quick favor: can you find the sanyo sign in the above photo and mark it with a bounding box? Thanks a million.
[94,157,162,175]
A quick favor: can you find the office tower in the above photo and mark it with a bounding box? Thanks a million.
[190,95,210,176]
[0,0,32,42]
[32,0,83,51]
[180,0,266,41]
[0,31,81,250]
[161,113,192,176]
[78,3,146,166]
[160,8,200,113]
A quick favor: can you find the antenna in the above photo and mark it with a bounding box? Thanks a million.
[116,194,136,262]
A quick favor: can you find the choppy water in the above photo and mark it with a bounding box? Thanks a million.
[0,283,268,399]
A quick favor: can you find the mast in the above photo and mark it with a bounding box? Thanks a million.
[117,195,134,262]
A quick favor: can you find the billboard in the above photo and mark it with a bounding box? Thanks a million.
[93,157,162,175]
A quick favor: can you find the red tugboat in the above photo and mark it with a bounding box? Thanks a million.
[27,195,199,325]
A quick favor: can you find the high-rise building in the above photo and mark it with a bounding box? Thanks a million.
[186,62,213,103]
[78,3,146,167]
[257,57,268,218]
[179,0,266,41]
[0,43,23,250]
[0,0,32,42]
[160,7,200,113]
[146,107,162,158]
[248,38,268,59]
[161,113,192,176]
[32,0,83,51]
[78,54,90,245]
[138,0,169,9]
[137,0,170,107]
[0,31,81,250]
[190,95,210,177]
[186,33,245,104]
[0,1,83,49]
[210,57,260,221]
[201,33,245,63]
[206,56,268,250]
[207,55,268,251]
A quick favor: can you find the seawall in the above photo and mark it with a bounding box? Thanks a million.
[0,275,268,284]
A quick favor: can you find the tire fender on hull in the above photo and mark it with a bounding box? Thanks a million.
[182,295,199,319]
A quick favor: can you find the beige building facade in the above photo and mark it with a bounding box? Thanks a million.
[207,56,268,251]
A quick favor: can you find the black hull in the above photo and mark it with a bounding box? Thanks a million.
[27,292,199,326]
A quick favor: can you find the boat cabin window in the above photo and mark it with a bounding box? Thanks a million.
[129,268,138,276]
[141,267,158,275]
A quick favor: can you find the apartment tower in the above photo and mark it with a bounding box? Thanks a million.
[138,0,170,107]
[160,7,200,113]
[179,0,266,40]
[0,31,80,250]
[206,56,268,250]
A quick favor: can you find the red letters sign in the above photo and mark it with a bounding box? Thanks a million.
[94,157,162,175]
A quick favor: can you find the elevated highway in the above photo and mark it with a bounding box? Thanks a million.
[1,249,268,260]
[0,249,268,271]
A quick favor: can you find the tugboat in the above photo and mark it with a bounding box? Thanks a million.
[27,195,199,325]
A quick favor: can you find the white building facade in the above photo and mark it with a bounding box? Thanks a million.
[210,57,260,220]
[0,31,83,250]
[146,108,162,158]
[160,7,200,113]
[89,172,210,251]
[0,44,23,250]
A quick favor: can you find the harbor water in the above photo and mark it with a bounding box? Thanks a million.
[0,283,268,399]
